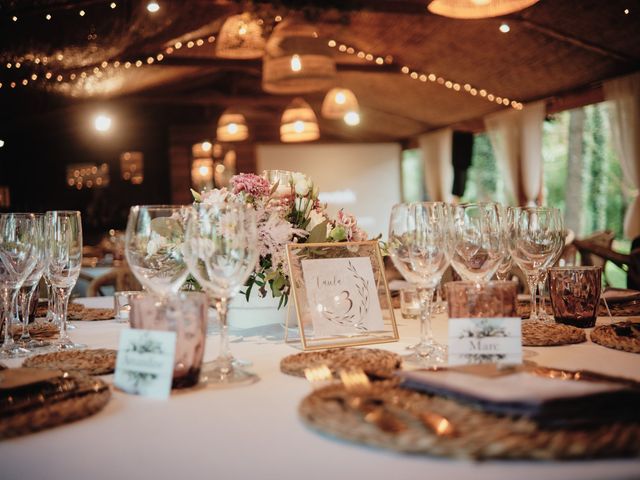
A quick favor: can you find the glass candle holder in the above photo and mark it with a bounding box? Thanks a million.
[130,292,208,388]
[400,288,420,319]
[114,291,143,323]
[445,281,517,318]
[548,266,601,328]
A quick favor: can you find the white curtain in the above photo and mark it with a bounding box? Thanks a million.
[520,101,546,205]
[604,72,640,239]
[484,109,521,205]
[418,128,453,202]
[484,101,546,205]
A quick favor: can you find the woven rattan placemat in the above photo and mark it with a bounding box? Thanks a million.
[591,321,640,354]
[281,348,401,379]
[23,349,117,375]
[0,372,111,439]
[299,381,640,460]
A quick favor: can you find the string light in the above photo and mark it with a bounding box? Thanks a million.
[326,38,522,109]
[147,2,160,13]
[499,22,511,33]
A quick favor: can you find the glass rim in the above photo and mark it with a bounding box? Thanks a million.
[391,201,448,209]
[45,210,81,216]
[548,265,602,272]
[129,204,188,210]
[445,280,518,287]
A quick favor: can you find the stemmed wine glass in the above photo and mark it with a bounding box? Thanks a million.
[0,213,38,358]
[17,213,50,349]
[450,203,504,283]
[388,202,450,365]
[495,205,515,281]
[125,205,190,298]
[184,202,259,385]
[535,209,566,322]
[45,211,85,350]
[508,207,565,322]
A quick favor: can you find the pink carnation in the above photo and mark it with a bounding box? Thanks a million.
[230,173,271,198]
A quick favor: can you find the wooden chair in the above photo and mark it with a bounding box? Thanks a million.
[573,235,640,290]
[87,266,142,296]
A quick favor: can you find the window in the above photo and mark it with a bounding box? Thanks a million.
[401,148,425,202]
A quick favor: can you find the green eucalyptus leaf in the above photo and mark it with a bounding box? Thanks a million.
[307,220,328,243]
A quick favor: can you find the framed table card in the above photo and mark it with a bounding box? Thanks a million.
[286,241,399,350]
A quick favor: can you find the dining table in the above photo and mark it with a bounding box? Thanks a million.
[2,296,640,480]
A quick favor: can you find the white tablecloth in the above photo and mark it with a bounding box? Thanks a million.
[2,298,640,480]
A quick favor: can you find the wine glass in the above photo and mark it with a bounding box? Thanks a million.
[45,211,85,350]
[495,205,514,281]
[388,202,450,366]
[0,213,38,358]
[536,209,566,322]
[184,202,259,385]
[125,205,190,298]
[450,203,504,283]
[16,213,50,349]
[508,207,565,322]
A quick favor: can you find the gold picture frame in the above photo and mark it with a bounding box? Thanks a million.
[285,241,399,350]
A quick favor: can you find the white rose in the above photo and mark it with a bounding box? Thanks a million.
[307,209,326,231]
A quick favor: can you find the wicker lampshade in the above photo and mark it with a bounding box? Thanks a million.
[216,13,265,59]
[263,19,336,94]
[191,158,214,191]
[191,141,212,158]
[427,0,540,19]
[321,88,359,119]
[280,98,319,143]
[216,109,249,142]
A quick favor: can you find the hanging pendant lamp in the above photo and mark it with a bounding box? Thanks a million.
[263,18,336,94]
[216,13,265,59]
[216,109,249,142]
[321,88,359,120]
[280,98,319,143]
[427,0,540,19]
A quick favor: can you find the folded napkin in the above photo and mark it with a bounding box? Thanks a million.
[399,367,640,426]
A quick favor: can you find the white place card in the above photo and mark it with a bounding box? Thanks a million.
[301,257,384,337]
[448,317,522,366]
[114,329,176,399]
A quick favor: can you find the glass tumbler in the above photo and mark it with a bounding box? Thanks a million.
[548,266,602,328]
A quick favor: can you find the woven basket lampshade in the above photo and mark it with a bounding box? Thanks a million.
[216,13,265,59]
[216,109,249,142]
[191,158,214,191]
[427,0,540,19]
[280,98,319,143]
[263,19,336,94]
[321,88,359,120]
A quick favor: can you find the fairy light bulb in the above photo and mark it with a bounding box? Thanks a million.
[293,120,305,133]
[290,54,302,72]
[344,111,360,126]
[335,91,346,105]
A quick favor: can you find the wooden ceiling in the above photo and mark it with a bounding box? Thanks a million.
[1,0,639,142]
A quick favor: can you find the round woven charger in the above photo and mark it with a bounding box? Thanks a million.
[68,308,115,321]
[0,373,111,440]
[280,348,401,379]
[591,321,640,354]
[299,381,640,460]
[11,322,59,340]
[23,349,117,375]
[522,321,586,346]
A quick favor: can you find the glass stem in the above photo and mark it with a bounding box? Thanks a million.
[1,287,15,348]
[56,287,71,341]
[526,274,538,321]
[416,287,434,352]
[20,285,36,340]
[216,297,232,372]
[538,273,548,318]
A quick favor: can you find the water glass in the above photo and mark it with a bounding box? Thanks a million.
[445,281,517,318]
[548,266,602,328]
[130,292,208,388]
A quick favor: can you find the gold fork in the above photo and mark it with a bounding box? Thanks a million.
[339,368,407,434]
[341,368,456,437]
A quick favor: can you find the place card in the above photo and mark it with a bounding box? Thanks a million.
[448,317,522,366]
[114,329,176,399]
[286,241,398,350]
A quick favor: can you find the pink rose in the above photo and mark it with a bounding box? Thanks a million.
[230,174,271,198]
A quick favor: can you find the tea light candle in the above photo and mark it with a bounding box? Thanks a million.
[118,304,131,320]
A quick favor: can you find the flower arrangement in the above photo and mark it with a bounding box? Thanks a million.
[191,172,368,307]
